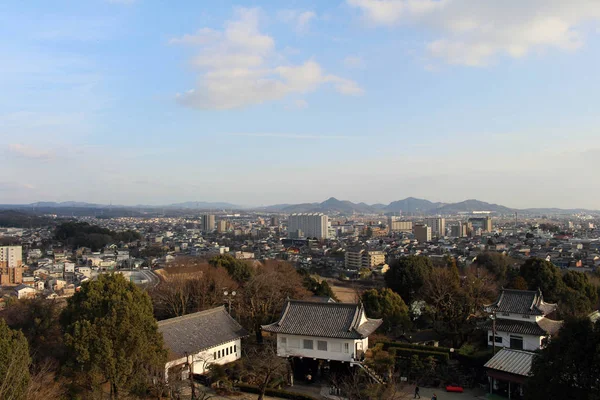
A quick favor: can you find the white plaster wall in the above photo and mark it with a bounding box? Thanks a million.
[487,330,542,351]
[165,338,242,380]
[276,334,361,362]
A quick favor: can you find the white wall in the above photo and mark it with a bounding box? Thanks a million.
[487,330,542,351]
[276,334,363,363]
[165,338,242,381]
[495,312,543,322]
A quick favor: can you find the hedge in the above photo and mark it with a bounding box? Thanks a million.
[377,340,452,353]
[236,383,318,400]
[388,347,450,363]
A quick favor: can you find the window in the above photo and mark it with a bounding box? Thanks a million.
[510,336,524,350]
[234,345,237,353]
[344,343,349,353]
[330,342,341,352]
[303,339,314,350]
[489,336,503,344]
[226,348,229,356]
[317,341,328,351]
[280,337,287,346]
[214,352,216,360]
[218,350,221,358]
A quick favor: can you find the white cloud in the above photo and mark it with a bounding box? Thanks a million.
[227,133,357,139]
[7,144,54,160]
[277,9,317,33]
[347,0,600,66]
[343,55,365,69]
[172,8,362,109]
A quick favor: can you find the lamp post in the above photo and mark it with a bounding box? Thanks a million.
[223,290,236,315]
[490,310,497,355]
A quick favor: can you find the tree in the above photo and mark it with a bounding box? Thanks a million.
[300,271,337,300]
[61,274,167,399]
[0,319,31,400]
[239,261,310,342]
[3,298,64,367]
[361,288,410,335]
[526,318,600,399]
[559,271,598,317]
[519,258,564,302]
[243,343,288,400]
[209,254,254,283]
[385,256,433,306]
[507,275,528,290]
[473,252,512,282]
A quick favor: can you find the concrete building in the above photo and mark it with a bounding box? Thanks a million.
[288,213,329,239]
[270,216,280,226]
[450,222,467,238]
[414,225,432,243]
[0,246,24,285]
[469,216,493,233]
[201,214,215,233]
[388,216,413,232]
[345,248,386,270]
[217,220,228,233]
[425,218,446,237]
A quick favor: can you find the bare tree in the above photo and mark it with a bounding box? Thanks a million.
[243,343,288,400]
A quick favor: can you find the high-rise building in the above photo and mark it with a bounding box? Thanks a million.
[217,220,227,233]
[485,216,493,232]
[450,222,467,238]
[468,217,493,233]
[425,218,446,237]
[0,246,23,285]
[270,216,280,227]
[388,216,413,232]
[414,225,432,243]
[345,247,386,270]
[201,214,215,233]
[288,213,329,239]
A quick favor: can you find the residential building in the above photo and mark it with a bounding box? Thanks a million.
[201,214,215,233]
[345,248,386,270]
[425,218,446,237]
[262,300,382,380]
[288,213,329,239]
[270,216,280,226]
[483,289,562,352]
[159,306,248,381]
[450,222,465,238]
[0,246,24,285]
[13,284,37,299]
[414,225,432,243]
[388,217,413,232]
[469,216,493,233]
[217,220,227,233]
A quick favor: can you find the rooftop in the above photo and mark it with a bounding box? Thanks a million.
[486,289,557,316]
[261,299,382,339]
[158,306,248,360]
[484,348,534,377]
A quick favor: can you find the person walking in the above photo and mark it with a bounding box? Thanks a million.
[414,385,421,399]
[432,393,437,400]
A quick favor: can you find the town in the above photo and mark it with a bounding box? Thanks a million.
[1,198,599,399]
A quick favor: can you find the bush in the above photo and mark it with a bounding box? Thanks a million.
[389,347,449,363]
[455,348,494,368]
[236,383,317,400]
[377,340,452,353]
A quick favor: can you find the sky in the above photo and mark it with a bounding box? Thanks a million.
[1,0,600,209]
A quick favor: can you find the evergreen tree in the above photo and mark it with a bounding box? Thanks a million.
[385,256,433,306]
[0,319,31,400]
[61,274,167,399]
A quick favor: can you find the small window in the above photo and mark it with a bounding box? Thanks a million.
[280,337,287,346]
[317,341,328,351]
[234,345,237,353]
[510,336,524,350]
[489,336,502,344]
[303,339,314,350]
[218,350,221,358]
[226,348,229,356]
[213,352,216,360]
[344,343,349,353]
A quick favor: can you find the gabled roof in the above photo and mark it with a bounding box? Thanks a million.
[484,348,534,377]
[261,300,382,339]
[158,306,248,361]
[485,289,557,316]
[481,317,563,336]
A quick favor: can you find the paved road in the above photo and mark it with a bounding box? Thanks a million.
[139,269,160,288]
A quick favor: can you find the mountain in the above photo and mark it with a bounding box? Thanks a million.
[164,201,240,209]
[436,199,514,214]
[384,197,443,213]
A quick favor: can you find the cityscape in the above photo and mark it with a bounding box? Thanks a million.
[2,0,600,400]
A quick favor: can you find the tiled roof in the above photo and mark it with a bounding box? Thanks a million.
[484,348,534,377]
[485,289,557,316]
[261,300,382,339]
[481,317,562,336]
[158,306,248,361]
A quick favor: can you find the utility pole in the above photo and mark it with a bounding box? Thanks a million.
[492,310,497,355]
[223,289,236,315]
[185,352,195,399]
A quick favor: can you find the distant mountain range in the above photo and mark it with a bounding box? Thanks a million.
[0,198,597,216]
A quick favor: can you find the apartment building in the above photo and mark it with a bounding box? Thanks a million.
[288,213,329,240]
[0,246,24,285]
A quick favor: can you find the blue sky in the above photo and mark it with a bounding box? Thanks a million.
[1,0,600,208]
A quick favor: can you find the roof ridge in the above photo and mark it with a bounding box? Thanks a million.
[157,306,226,326]
[288,299,359,307]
